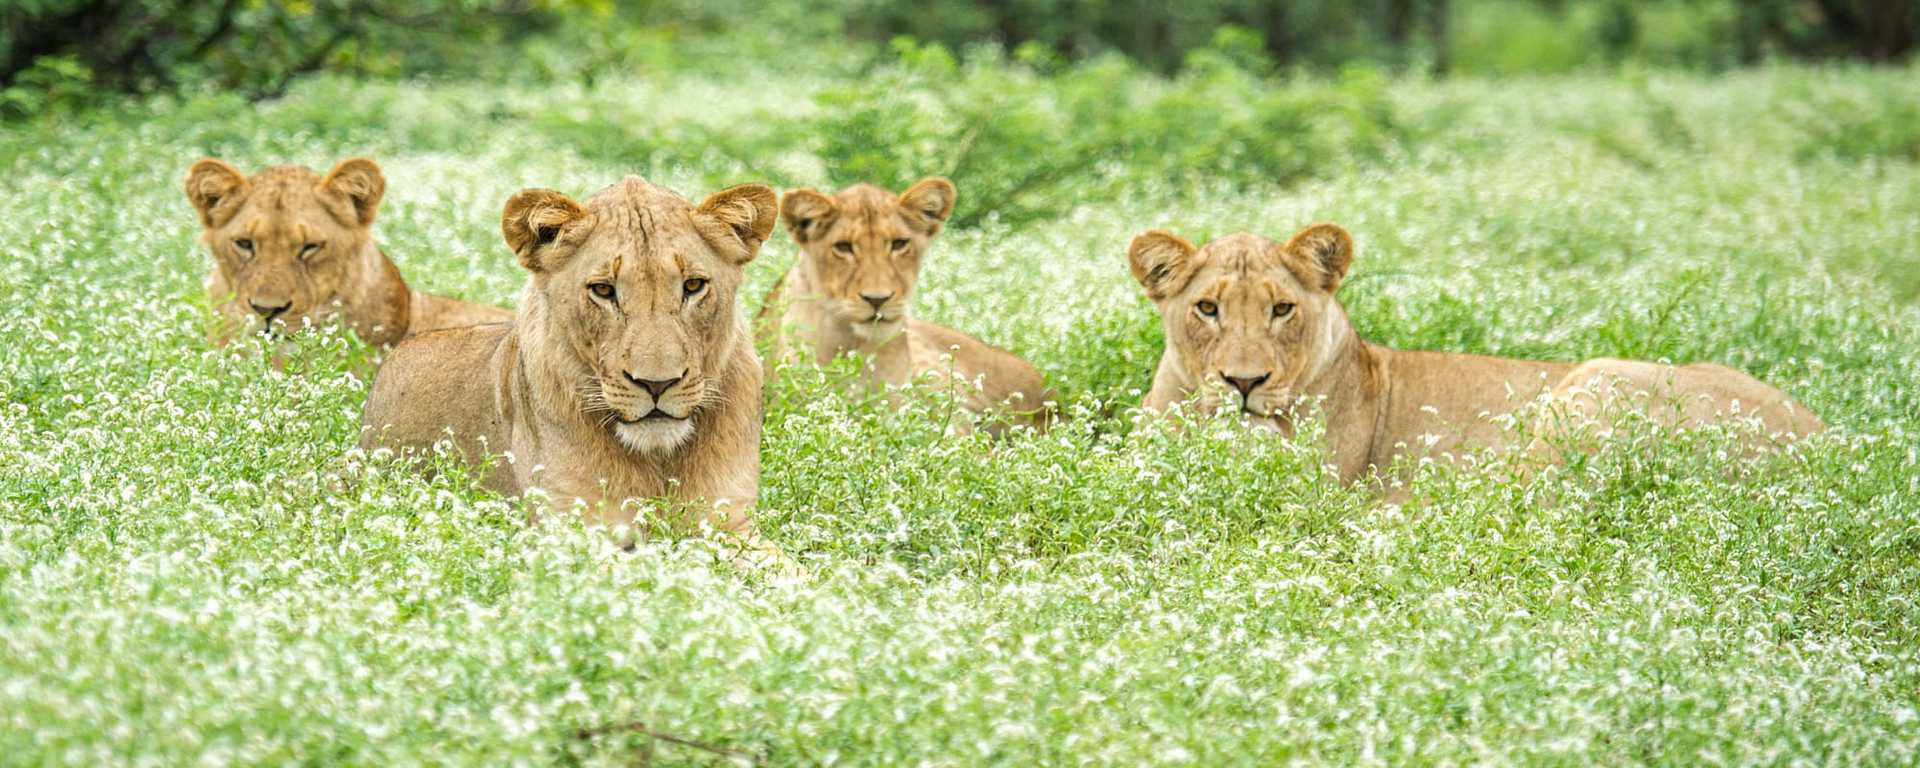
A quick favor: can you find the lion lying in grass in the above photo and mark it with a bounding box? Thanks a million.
[761,178,1053,433]
[1128,223,1825,483]
[359,176,787,567]
[186,157,509,346]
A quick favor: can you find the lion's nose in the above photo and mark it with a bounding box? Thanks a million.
[860,293,892,311]
[1221,372,1271,397]
[249,300,290,322]
[623,369,686,399]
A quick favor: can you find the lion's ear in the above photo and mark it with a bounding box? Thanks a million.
[1128,229,1199,300]
[501,188,587,273]
[698,183,778,265]
[779,189,837,244]
[319,157,386,227]
[185,159,248,228]
[1282,222,1354,293]
[899,177,956,231]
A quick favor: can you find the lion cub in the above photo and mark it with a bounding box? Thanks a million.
[1128,223,1825,483]
[186,157,509,346]
[359,176,785,566]
[765,178,1052,431]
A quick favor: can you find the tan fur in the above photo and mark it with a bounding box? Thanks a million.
[1129,224,1825,485]
[762,177,1053,432]
[359,177,787,566]
[186,157,509,347]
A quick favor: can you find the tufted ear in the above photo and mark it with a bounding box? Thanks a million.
[1282,222,1355,293]
[185,159,249,228]
[779,188,837,244]
[698,183,778,265]
[898,177,957,232]
[318,157,386,227]
[1127,229,1200,301]
[501,188,588,273]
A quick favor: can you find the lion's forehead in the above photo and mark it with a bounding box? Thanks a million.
[588,177,695,217]
[830,186,917,237]
[576,196,721,266]
[221,168,351,236]
[1190,266,1298,303]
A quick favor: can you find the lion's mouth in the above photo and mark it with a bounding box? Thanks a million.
[616,408,687,424]
[850,312,903,334]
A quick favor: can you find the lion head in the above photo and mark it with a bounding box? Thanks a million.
[1128,223,1356,424]
[778,177,956,340]
[502,177,776,455]
[186,157,387,336]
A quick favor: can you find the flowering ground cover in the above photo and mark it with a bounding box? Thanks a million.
[1,61,1917,764]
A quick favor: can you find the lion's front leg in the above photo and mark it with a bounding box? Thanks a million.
[673,406,801,576]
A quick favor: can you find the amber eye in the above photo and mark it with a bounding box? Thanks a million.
[299,242,323,259]
[889,238,909,252]
[1195,300,1218,318]
[683,277,707,295]
[832,241,854,256]
[1272,302,1295,319]
[234,238,254,255]
[588,282,615,300]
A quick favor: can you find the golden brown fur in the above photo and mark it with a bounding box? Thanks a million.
[187,157,509,347]
[762,177,1052,432]
[1128,223,1825,484]
[359,176,785,565]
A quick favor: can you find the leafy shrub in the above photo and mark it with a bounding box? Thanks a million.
[806,37,1407,227]
[0,53,92,119]
[1797,87,1920,162]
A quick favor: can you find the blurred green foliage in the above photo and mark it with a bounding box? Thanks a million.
[3,0,1916,121]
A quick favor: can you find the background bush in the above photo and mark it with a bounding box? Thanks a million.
[4,0,1917,118]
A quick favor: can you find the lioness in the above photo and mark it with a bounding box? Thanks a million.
[763,178,1052,430]
[186,157,509,345]
[1128,223,1824,484]
[359,177,784,563]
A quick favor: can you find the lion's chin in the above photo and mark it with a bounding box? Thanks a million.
[845,315,903,342]
[612,418,695,454]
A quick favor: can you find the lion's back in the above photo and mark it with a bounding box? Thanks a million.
[360,323,514,468]
[908,319,1054,427]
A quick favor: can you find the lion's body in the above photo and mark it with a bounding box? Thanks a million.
[1131,225,1824,484]
[360,319,762,527]
[765,269,1051,427]
[359,176,782,562]
[765,179,1052,430]
[188,158,508,347]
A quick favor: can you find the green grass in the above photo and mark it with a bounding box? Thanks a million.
[2,61,1919,765]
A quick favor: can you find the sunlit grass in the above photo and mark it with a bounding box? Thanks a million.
[1,63,1917,764]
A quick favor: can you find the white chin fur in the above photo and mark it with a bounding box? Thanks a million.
[613,419,695,454]
[848,319,902,341]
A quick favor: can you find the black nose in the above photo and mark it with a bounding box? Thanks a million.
[623,369,685,399]
[1222,372,1271,397]
[860,293,892,311]
[249,300,290,321]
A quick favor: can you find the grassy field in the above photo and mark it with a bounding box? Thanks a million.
[2,59,1919,764]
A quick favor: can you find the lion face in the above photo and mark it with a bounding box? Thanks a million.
[502,177,776,455]
[779,178,956,340]
[1129,224,1356,425]
[186,158,385,336]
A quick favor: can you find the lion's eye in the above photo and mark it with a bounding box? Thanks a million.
[234,238,254,255]
[588,282,615,300]
[1272,302,1295,319]
[299,242,323,259]
[1196,300,1218,318]
[889,238,909,252]
[683,277,707,295]
[832,241,854,256]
